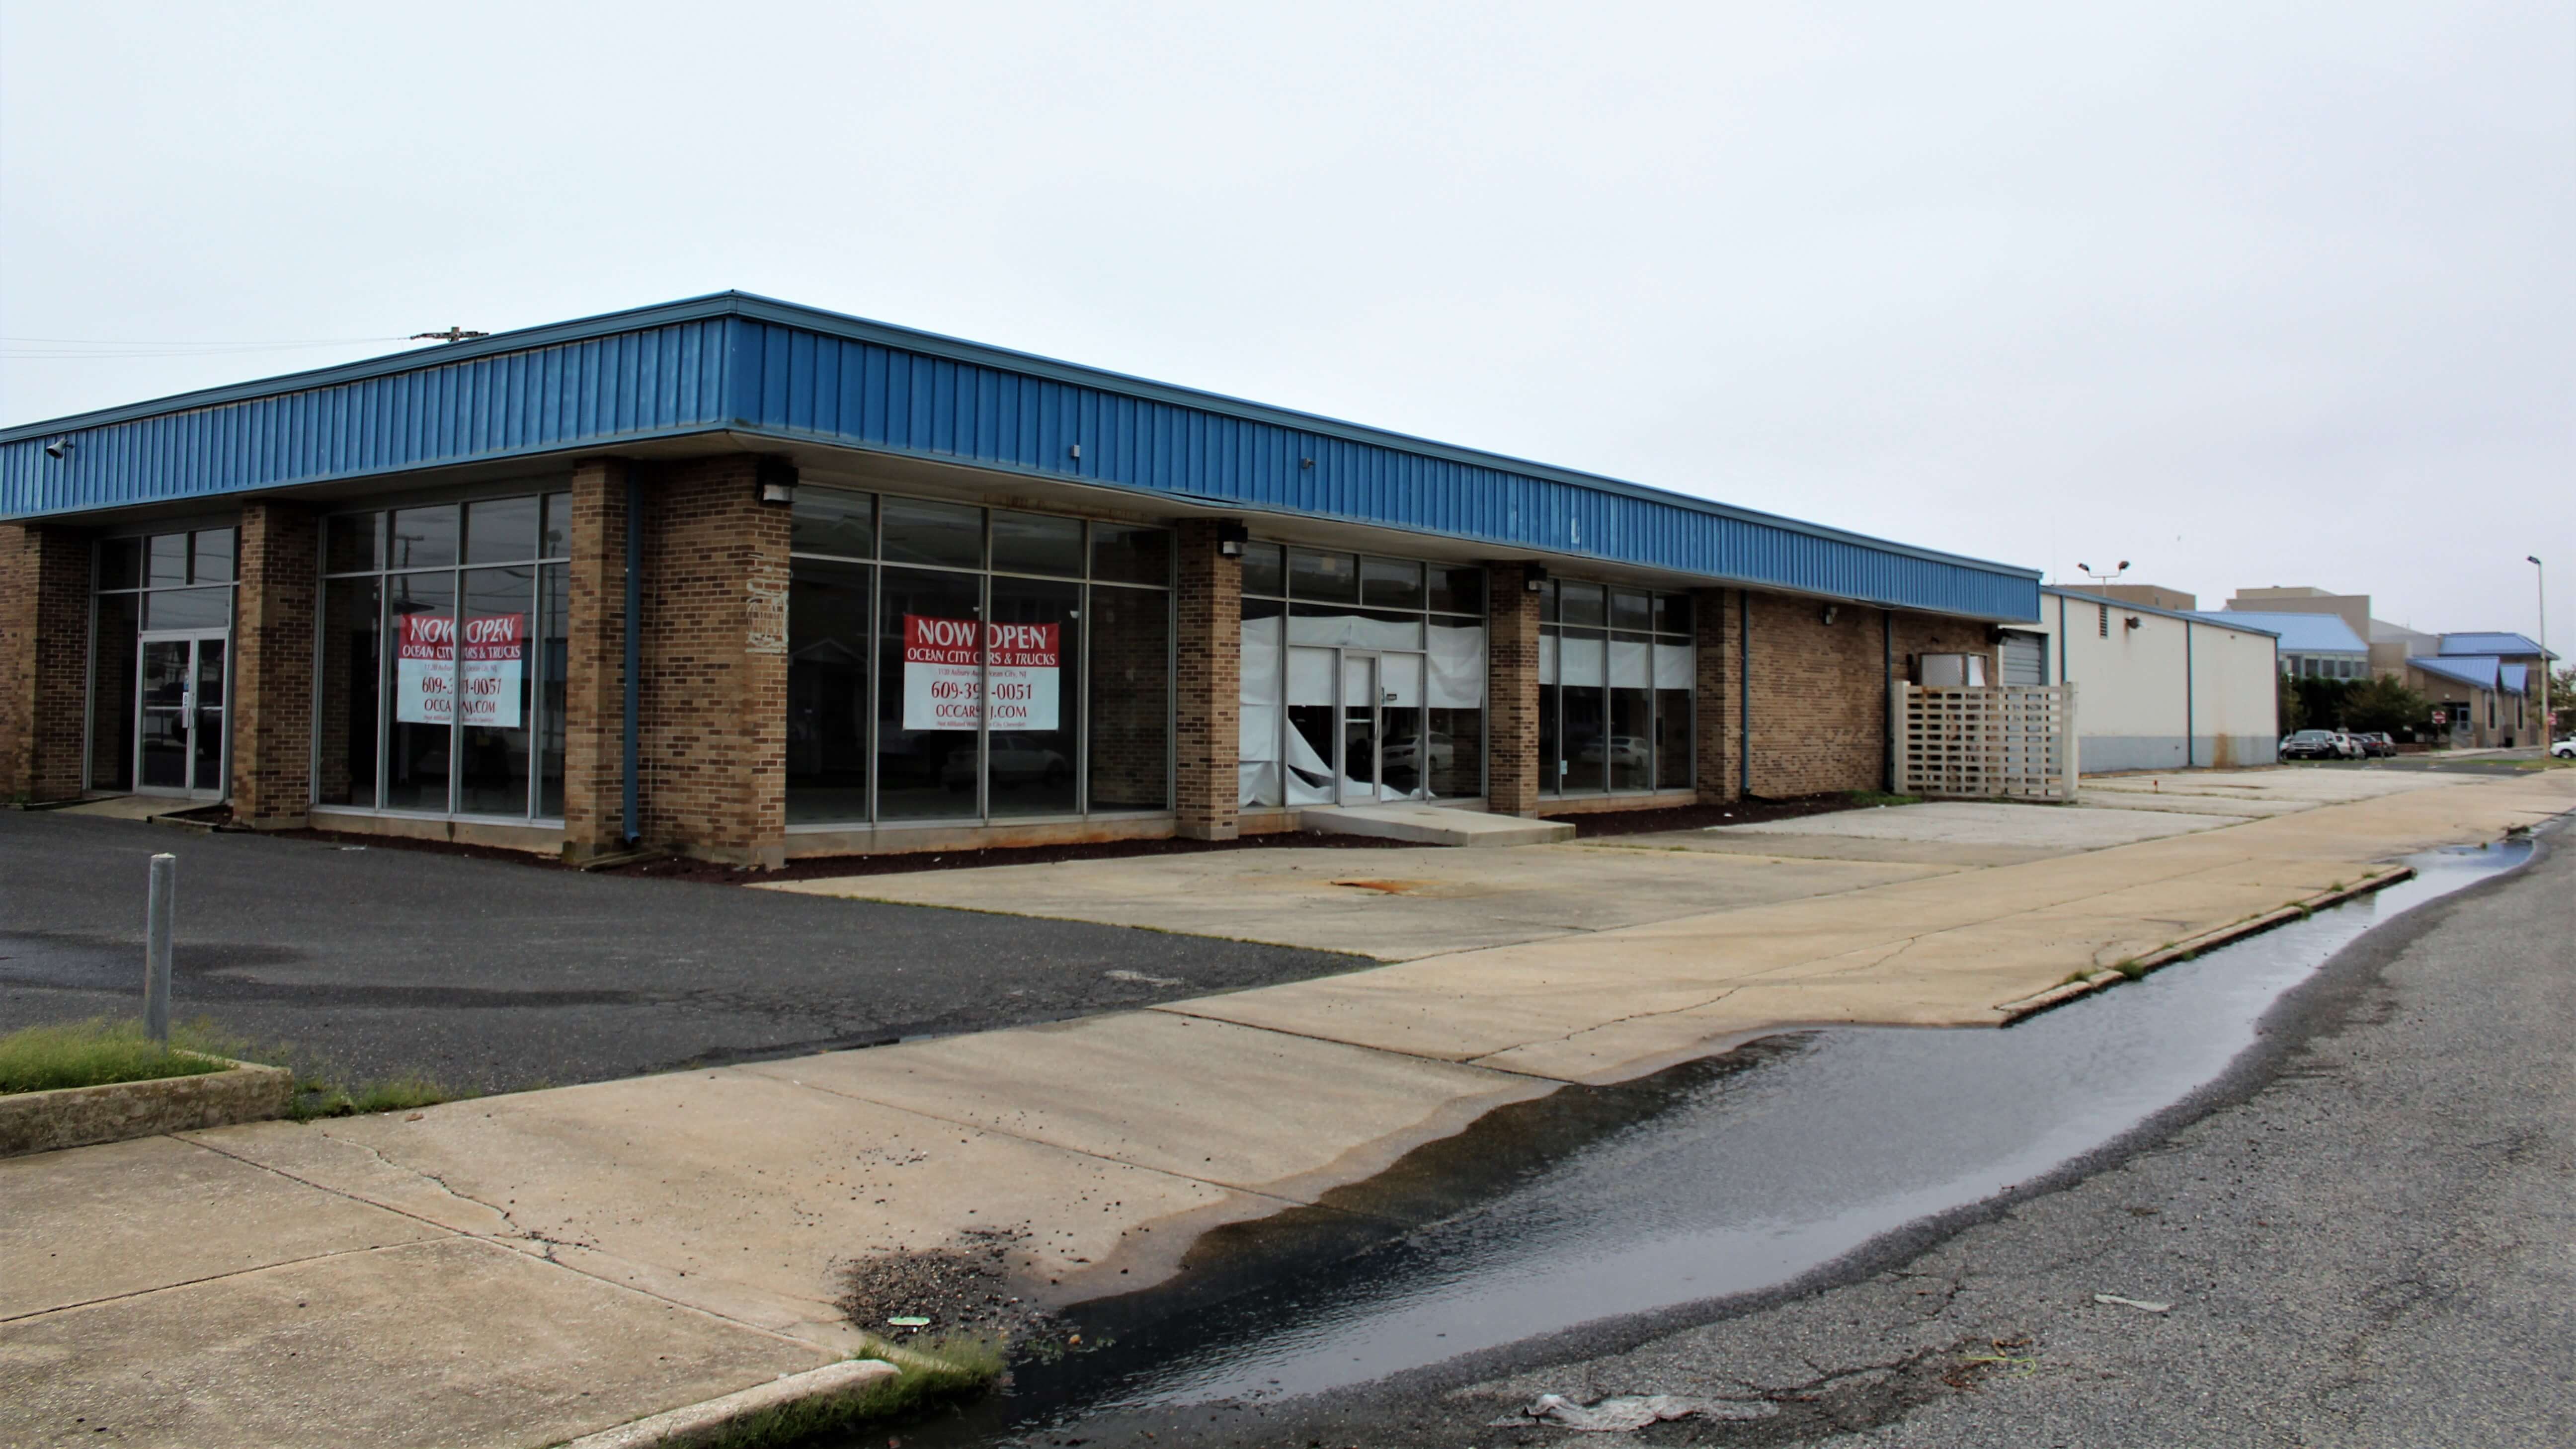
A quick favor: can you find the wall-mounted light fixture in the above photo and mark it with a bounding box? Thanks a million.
[1821,604,1840,626]
[2124,615,2143,631]
[755,457,799,506]
[1214,520,1249,558]
[1523,563,1548,592]
[1068,443,1081,460]
[1300,457,1315,469]
[43,439,71,460]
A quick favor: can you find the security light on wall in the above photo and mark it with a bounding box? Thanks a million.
[1214,521,1249,557]
[1523,563,1548,592]
[1821,604,1839,625]
[2125,616,2143,631]
[43,439,71,460]
[755,459,798,506]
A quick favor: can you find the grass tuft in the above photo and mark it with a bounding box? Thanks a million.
[692,1337,1005,1449]
[0,1017,243,1095]
[1846,790,1924,807]
[288,1071,472,1120]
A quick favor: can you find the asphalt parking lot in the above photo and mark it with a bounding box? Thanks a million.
[0,811,1364,1094]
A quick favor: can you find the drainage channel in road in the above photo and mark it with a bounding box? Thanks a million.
[872,838,2533,1444]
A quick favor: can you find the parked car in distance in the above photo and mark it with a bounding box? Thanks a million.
[941,733,1070,791]
[1576,735,1652,769]
[2280,729,2344,760]
[2356,731,2397,757]
[1380,731,1457,774]
[2553,737,2575,760]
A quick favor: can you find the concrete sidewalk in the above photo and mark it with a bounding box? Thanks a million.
[5,772,2569,1449]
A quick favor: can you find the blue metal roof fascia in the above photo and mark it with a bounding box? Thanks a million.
[2047,586,2279,634]
[2410,655,2500,690]
[3,291,2040,620]
[2439,632,2552,658]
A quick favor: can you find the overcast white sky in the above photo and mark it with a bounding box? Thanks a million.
[3,1,2568,643]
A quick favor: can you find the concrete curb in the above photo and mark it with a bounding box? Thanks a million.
[553,1358,900,1449]
[1994,865,2418,1024]
[0,1056,294,1158]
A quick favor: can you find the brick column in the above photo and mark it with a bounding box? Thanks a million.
[561,459,630,860]
[231,502,320,827]
[1173,519,1240,839]
[635,457,789,868]
[0,522,89,803]
[1694,587,1740,803]
[1485,564,1541,813]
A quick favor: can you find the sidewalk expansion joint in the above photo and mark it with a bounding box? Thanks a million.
[0,1238,429,1325]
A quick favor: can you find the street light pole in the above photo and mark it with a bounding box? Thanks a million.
[2531,556,2550,743]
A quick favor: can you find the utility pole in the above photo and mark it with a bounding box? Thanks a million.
[409,325,489,343]
[2532,556,2551,743]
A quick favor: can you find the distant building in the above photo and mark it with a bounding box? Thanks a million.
[2224,586,2372,643]
[2088,583,2196,612]
[2021,590,2280,771]
[2413,634,2558,747]
[2192,611,2369,680]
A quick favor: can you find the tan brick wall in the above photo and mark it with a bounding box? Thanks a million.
[231,502,320,825]
[1172,520,1240,839]
[1694,588,1740,802]
[561,459,630,856]
[1720,595,1996,799]
[631,456,790,867]
[1486,564,1541,813]
[0,522,90,803]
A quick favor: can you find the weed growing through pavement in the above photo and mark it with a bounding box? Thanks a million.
[287,1071,472,1120]
[1845,790,1924,807]
[0,1016,240,1094]
[687,1337,1004,1449]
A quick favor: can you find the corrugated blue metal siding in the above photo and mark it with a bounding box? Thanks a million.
[1,299,2037,620]
[720,318,2036,619]
[0,321,729,517]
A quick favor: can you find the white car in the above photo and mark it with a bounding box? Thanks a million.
[2554,737,2575,760]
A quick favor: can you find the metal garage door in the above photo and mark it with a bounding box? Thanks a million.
[2000,630,2048,686]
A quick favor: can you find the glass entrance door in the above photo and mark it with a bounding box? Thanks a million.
[1339,653,1382,805]
[136,634,228,797]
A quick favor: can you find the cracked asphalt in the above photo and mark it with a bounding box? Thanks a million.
[0,810,1364,1092]
[1008,822,2574,1448]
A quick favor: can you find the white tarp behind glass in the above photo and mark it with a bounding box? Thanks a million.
[1240,612,1485,806]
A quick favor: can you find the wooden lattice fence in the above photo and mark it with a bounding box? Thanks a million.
[1892,684,2077,801]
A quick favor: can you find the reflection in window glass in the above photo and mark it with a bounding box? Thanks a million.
[792,487,876,560]
[389,505,460,570]
[466,497,540,565]
[541,493,572,560]
[456,566,535,814]
[1240,541,1285,597]
[1610,589,1651,633]
[318,579,380,806]
[1288,549,1357,602]
[1538,629,1561,796]
[1361,558,1424,610]
[144,587,231,631]
[1089,586,1170,811]
[383,571,456,810]
[1559,582,1605,627]
[1653,593,1692,636]
[787,559,875,824]
[1559,630,1607,792]
[986,576,1081,817]
[877,566,983,820]
[991,511,1085,578]
[1090,524,1172,585]
[326,514,382,573]
[148,534,188,587]
[1656,639,1694,790]
[190,529,236,584]
[881,497,982,569]
[1609,635,1652,790]
[538,565,568,815]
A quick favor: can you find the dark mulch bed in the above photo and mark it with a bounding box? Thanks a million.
[621,827,1409,886]
[1539,791,1892,839]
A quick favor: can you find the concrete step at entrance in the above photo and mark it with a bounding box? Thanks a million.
[1299,803,1575,847]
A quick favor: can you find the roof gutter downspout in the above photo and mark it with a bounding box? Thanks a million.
[2184,619,2196,769]
[1882,608,1895,794]
[623,475,642,845]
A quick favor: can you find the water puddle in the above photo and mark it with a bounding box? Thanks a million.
[880,839,2532,1440]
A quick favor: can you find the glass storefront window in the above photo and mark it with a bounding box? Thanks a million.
[882,496,982,569]
[317,488,565,820]
[190,530,235,584]
[790,490,1173,827]
[1240,545,1486,808]
[92,527,240,797]
[1539,585,1695,797]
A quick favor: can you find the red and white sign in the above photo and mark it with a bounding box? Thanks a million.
[396,613,525,727]
[901,615,1059,730]
[2430,709,2448,726]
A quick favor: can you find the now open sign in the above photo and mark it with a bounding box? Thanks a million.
[901,615,1060,730]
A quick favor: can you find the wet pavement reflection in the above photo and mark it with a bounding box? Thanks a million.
[877,840,2531,1442]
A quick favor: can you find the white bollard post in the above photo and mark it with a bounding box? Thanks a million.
[145,853,175,1045]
